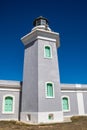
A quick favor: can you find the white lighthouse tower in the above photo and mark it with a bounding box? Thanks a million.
[20,16,63,124]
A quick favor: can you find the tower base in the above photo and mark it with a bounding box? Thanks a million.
[20,111,63,124]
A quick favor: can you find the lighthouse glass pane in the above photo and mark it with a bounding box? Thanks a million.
[62,97,69,110]
[41,19,46,25]
[4,97,13,112]
[47,83,53,97]
[36,20,41,26]
[45,46,51,58]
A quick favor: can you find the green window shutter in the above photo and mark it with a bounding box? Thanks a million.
[45,46,51,58]
[62,97,69,110]
[47,83,53,97]
[4,97,13,112]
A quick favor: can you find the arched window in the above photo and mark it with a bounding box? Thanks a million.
[46,82,54,98]
[62,97,70,111]
[4,96,13,112]
[44,46,52,58]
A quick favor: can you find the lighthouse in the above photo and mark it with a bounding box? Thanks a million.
[20,16,63,124]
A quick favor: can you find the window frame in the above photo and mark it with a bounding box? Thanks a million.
[2,95,15,114]
[45,82,55,98]
[44,45,52,59]
[62,96,70,112]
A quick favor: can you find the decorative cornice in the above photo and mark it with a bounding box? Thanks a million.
[0,80,21,89]
[61,83,87,91]
[21,29,60,48]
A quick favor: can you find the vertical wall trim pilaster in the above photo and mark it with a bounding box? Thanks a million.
[77,92,85,115]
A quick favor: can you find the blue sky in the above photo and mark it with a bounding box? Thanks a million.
[0,0,87,84]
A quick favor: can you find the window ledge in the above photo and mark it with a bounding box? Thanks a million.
[46,96,55,99]
[2,112,14,114]
[63,110,70,112]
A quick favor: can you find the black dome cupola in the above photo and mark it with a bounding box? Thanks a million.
[33,16,49,27]
[32,16,51,31]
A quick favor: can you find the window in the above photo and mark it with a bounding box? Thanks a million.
[4,96,13,112]
[46,82,54,98]
[3,95,15,113]
[27,114,31,121]
[44,46,52,58]
[62,96,70,111]
[48,114,54,120]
